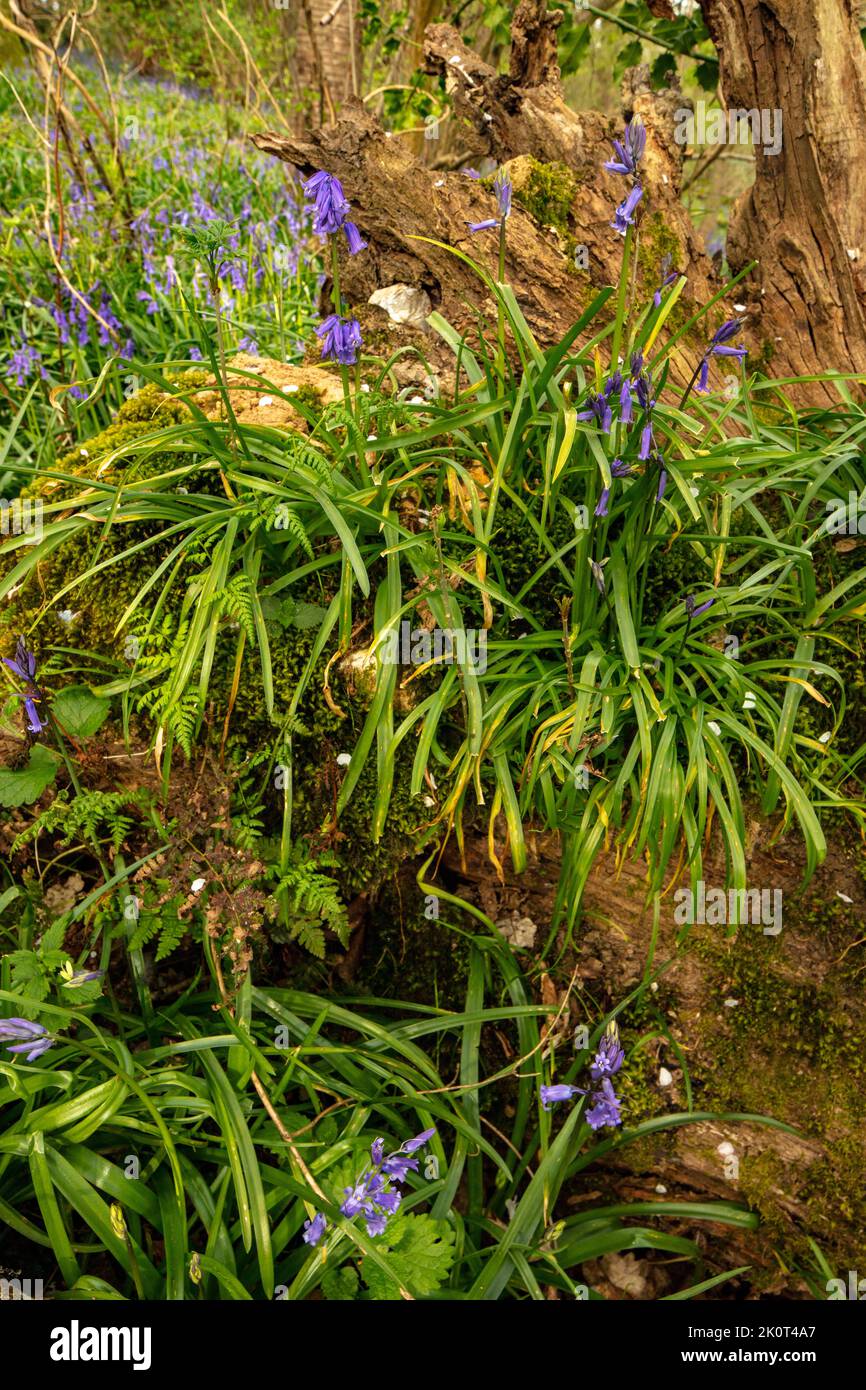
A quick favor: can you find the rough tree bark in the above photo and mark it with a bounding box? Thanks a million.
[698,0,866,400]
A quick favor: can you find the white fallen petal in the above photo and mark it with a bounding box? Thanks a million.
[658,1067,673,1087]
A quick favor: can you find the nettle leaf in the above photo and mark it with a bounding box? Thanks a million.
[52,686,112,738]
[360,1214,456,1300]
[0,744,60,807]
[321,1266,360,1301]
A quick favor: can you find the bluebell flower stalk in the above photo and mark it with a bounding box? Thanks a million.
[2,637,47,735]
[541,1021,625,1129]
[301,1127,436,1247]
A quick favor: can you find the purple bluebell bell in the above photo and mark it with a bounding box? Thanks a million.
[595,487,610,519]
[684,594,715,619]
[403,1127,436,1153]
[611,458,631,478]
[604,117,646,177]
[577,392,613,434]
[468,168,512,233]
[611,184,642,236]
[585,1077,622,1130]
[2,637,46,734]
[0,1018,54,1062]
[653,254,681,307]
[303,170,366,255]
[620,379,633,423]
[316,314,362,366]
[541,1083,584,1111]
[302,1211,326,1246]
[656,467,667,502]
[695,318,748,393]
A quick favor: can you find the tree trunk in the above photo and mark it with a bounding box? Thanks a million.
[699,0,866,401]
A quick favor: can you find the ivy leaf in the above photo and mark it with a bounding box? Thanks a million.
[321,1266,360,1301]
[360,1214,456,1300]
[0,744,60,807]
[51,686,112,738]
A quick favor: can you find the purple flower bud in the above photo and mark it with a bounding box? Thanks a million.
[402,1127,436,1154]
[371,1137,385,1166]
[685,594,715,619]
[595,487,610,518]
[656,468,667,502]
[620,380,633,423]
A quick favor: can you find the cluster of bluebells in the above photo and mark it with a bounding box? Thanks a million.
[604,117,645,236]
[577,350,667,510]
[540,1023,624,1130]
[2,637,46,734]
[302,1127,436,1247]
[4,131,311,391]
[0,1018,54,1062]
[302,170,366,368]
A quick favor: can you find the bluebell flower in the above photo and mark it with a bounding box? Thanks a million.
[620,379,633,422]
[611,184,642,236]
[303,170,366,255]
[316,313,362,366]
[604,117,646,177]
[590,1027,625,1082]
[302,1211,327,1245]
[653,254,680,307]
[468,168,512,233]
[541,1083,584,1111]
[542,1022,624,1128]
[2,637,46,734]
[611,458,631,478]
[585,1077,622,1130]
[371,1137,385,1166]
[656,467,667,502]
[402,1127,436,1153]
[381,1152,419,1183]
[595,487,610,519]
[577,392,612,433]
[695,318,748,393]
[0,1018,54,1062]
[684,594,715,619]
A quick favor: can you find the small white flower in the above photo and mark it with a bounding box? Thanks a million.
[422,795,435,808]
[258,395,275,408]
[409,395,425,404]
[336,753,352,767]
[717,1140,735,1157]
[655,1184,667,1195]
[191,878,206,894]
[286,383,299,394]
[361,383,370,393]
[434,179,445,188]
[658,1067,673,1087]
[837,891,854,904]
[79,448,89,457]
[723,997,739,1008]
[743,691,757,710]
[818,731,832,744]
[707,720,722,736]
[56,609,78,625]
[733,302,747,312]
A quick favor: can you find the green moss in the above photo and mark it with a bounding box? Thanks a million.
[689,919,866,1266]
[511,159,579,239]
